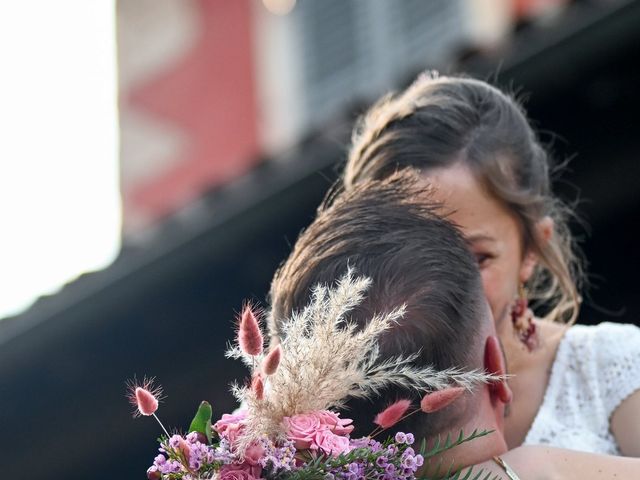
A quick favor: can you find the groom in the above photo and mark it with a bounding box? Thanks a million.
[268,172,513,473]
[266,172,638,478]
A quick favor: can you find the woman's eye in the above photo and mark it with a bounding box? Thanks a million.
[474,253,493,267]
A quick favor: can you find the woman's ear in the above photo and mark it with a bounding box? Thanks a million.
[519,216,554,283]
[484,335,512,405]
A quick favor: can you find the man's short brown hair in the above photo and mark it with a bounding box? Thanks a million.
[269,171,487,437]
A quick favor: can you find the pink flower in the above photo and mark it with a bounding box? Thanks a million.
[283,410,353,452]
[243,442,265,466]
[420,387,465,413]
[312,429,351,456]
[227,424,245,446]
[238,306,263,356]
[214,411,248,436]
[219,464,258,480]
[252,374,265,400]
[261,345,281,376]
[146,466,161,480]
[135,388,158,416]
[282,413,322,449]
[214,411,248,445]
[126,377,163,417]
[177,436,191,464]
[374,399,412,429]
[314,410,354,436]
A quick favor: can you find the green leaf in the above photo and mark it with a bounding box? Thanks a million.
[188,401,213,443]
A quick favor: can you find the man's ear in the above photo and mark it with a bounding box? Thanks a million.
[484,335,512,404]
[519,216,554,283]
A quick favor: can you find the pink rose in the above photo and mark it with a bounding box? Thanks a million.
[214,411,248,446]
[225,422,245,446]
[314,410,354,436]
[214,411,248,436]
[218,464,258,480]
[282,413,322,449]
[312,429,352,456]
[243,442,265,466]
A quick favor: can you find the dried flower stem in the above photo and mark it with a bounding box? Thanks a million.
[153,413,171,438]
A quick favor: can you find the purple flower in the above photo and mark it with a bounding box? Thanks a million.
[394,432,407,444]
[168,434,182,449]
[159,459,182,474]
[186,431,202,444]
[254,436,297,474]
[403,447,415,457]
[348,437,371,449]
[402,455,417,469]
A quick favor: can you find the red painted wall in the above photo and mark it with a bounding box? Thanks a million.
[124,0,259,223]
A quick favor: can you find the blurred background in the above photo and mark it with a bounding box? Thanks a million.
[1,0,639,478]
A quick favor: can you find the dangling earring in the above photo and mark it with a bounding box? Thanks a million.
[511,283,538,351]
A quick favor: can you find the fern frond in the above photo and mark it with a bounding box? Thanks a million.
[417,429,499,480]
[421,429,494,459]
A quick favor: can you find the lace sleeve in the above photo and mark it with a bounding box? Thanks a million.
[594,323,640,418]
[524,322,640,454]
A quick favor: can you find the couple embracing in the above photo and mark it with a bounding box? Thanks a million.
[263,74,640,478]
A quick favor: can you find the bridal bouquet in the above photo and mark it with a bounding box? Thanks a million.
[128,272,495,479]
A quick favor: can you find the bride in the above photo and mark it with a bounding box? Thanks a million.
[340,72,640,455]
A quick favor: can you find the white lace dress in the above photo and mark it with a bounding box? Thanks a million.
[523,322,640,454]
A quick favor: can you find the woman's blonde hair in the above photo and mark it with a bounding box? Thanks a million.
[344,72,584,323]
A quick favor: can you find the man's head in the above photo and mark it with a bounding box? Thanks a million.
[269,172,511,439]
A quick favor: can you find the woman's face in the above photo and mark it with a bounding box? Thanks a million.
[424,163,535,331]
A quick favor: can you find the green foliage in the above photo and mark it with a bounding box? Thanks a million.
[261,432,504,480]
[271,437,425,480]
[188,401,213,444]
[276,447,382,480]
[417,429,500,480]
[276,454,326,480]
[421,428,493,460]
